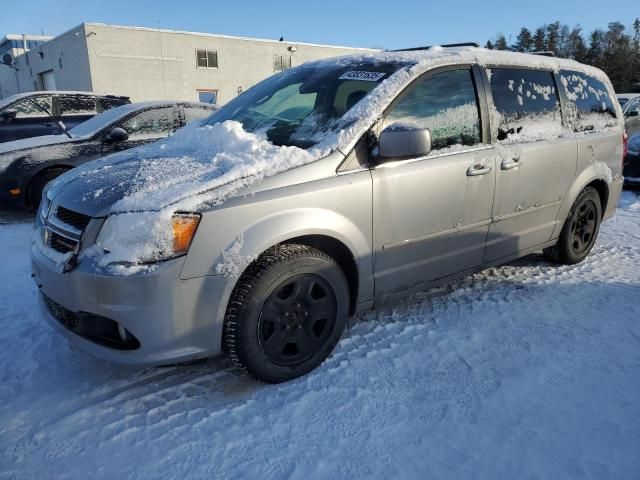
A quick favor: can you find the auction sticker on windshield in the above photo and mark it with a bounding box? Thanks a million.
[338,71,387,82]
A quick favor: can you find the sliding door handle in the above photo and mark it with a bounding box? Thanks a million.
[501,156,522,170]
[466,164,492,176]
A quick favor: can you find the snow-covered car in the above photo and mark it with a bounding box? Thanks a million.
[623,133,640,186]
[0,101,216,209]
[31,46,624,382]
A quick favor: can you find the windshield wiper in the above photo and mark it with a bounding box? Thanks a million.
[26,97,72,138]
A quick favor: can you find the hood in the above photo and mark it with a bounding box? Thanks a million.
[0,134,79,155]
[48,121,328,218]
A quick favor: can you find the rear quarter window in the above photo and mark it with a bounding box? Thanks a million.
[488,68,563,142]
[560,70,617,131]
[58,96,97,116]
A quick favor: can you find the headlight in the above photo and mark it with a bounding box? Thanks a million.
[95,211,201,264]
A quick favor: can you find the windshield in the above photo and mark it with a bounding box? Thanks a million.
[205,60,406,149]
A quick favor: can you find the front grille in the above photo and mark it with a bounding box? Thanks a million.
[42,205,93,256]
[49,231,79,253]
[55,206,91,231]
[43,294,141,351]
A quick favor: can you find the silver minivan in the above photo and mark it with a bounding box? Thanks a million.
[31,46,624,382]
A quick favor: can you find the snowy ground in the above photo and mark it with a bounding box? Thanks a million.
[1,191,640,480]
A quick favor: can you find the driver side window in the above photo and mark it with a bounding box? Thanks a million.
[384,69,482,152]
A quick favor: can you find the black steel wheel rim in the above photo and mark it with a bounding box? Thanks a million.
[570,198,598,254]
[257,274,338,366]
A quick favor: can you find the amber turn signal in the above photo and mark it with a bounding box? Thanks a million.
[172,213,201,254]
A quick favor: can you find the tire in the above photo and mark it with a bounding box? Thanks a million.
[223,244,349,383]
[28,167,69,209]
[544,186,602,264]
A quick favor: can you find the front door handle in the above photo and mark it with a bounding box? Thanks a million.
[501,156,522,170]
[466,164,492,176]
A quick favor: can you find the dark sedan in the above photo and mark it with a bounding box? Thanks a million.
[624,133,640,187]
[0,101,215,209]
[0,91,130,143]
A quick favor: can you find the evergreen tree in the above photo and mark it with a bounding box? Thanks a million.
[495,34,508,51]
[546,21,561,53]
[514,28,533,52]
[485,40,495,50]
[570,27,588,63]
[586,29,605,69]
[532,27,546,52]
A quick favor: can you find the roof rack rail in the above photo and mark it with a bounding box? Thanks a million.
[531,51,555,57]
[391,42,479,52]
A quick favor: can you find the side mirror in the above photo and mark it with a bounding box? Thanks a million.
[107,127,128,142]
[378,125,431,161]
[628,109,639,117]
[0,109,17,122]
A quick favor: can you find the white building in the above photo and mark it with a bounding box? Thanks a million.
[0,23,372,104]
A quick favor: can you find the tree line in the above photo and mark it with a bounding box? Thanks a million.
[486,20,640,92]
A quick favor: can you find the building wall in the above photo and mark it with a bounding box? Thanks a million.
[84,24,371,104]
[0,26,93,98]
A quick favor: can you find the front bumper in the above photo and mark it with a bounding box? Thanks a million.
[31,239,230,365]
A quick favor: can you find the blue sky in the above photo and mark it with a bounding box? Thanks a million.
[2,0,638,49]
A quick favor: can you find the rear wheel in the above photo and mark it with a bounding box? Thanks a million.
[223,244,349,383]
[544,186,602,264]
[28,167,69,209]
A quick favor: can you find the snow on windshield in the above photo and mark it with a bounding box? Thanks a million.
[51,47,620,273]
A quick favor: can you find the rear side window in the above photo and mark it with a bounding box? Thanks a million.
[121,107,173,137]
[183,106,214,124]
[96,97,129,113]
[58,96,97,116]
[488,68,562,141]
[560,70,617,131]
[384,68,482,151]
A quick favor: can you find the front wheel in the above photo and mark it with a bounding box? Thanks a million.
[222,244,349,383]
[544,186,602,264]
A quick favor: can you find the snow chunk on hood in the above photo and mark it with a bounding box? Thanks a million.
[112,120,316,213]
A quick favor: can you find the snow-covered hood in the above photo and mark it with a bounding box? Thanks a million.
[47,120,320,217]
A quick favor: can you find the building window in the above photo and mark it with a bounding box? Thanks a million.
[197,90,218,105]
[196,49,218,69]
[274,55,291,73]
